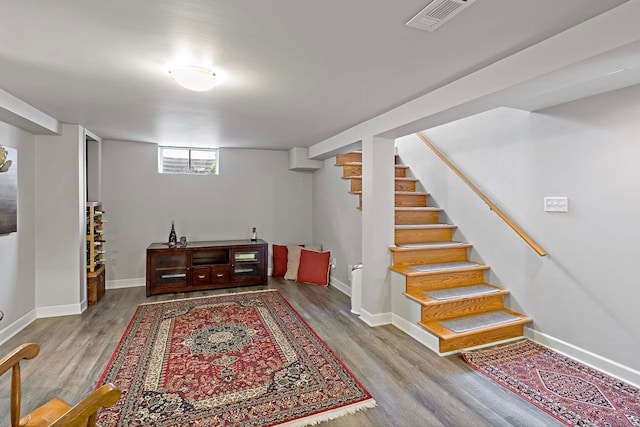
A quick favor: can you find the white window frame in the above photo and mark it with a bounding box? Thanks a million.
[158,146,219,175]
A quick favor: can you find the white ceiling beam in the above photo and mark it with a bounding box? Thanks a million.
[0,88,60,135]
[308,0,640,159]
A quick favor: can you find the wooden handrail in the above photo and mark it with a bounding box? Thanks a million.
[415,132,546,257]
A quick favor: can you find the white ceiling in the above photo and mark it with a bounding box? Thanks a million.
[0,0,631,149]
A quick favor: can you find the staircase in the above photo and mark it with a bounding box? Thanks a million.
[336,151,532,353]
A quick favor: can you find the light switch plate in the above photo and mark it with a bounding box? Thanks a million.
[544,197,568,212]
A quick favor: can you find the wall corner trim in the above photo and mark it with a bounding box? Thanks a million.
[391,313,440,353]
[0,309,37,346]
[329,276,351,296]
[360,309,392,327]
[106,278,146,289]
[36,303,83,318]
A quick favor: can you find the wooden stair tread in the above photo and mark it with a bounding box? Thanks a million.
[419,309,532,340]
[334,152,361,166]
[403,284,508,306]
[395,224,456,229]
[395,207,441,211]
[395,191,428,195]
[390,262,489,276]
[20,397,72,427]
[341,176,418,182]
[389,242,471,252]
[342,162,409,168]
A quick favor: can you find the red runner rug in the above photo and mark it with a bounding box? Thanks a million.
[462,339,640,427]
[97,290,375,426]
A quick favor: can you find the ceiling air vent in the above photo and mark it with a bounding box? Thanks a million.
[406,0,478,32]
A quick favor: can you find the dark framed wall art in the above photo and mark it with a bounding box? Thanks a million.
[0,144,17,235]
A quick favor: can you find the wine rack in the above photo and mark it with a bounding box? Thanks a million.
[86,202,105,305]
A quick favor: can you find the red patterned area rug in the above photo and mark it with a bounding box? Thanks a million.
[462,339,640,427]
[97,290,375,426]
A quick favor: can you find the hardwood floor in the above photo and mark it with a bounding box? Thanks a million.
[0,279,562,426]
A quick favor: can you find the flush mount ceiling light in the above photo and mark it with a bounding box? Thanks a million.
[168,65,218,92]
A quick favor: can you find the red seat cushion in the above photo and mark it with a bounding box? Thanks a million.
[272,244,288,277]
[297,248,331,286]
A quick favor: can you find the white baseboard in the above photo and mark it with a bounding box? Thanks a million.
[0,309,37,346]
[360,309,392,327]
[36,303,83,318]
[106,278,145,289]
[526,328,640,388]
[391,313,441,353]
[329,276,350,297]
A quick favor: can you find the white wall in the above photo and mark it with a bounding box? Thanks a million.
[396,83,640,373]
[312,157,362,287]
[101,140,314,282]
[34,124,86,314]
[0,121,36,341]
[86,138,101,202]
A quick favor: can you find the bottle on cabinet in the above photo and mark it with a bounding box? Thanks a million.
[169,220,177,247]
[251,227,257,242]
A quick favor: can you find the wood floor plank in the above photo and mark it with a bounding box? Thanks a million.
[0,279,561,426]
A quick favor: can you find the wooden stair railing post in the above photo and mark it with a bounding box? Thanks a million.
[415,132,546,257]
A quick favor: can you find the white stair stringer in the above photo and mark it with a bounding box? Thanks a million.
[390,271,524,356]
[391,271,442,354]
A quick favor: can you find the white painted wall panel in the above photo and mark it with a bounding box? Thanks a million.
[311,157,362,286]
[0,121,36,337]
[101,141,313,281]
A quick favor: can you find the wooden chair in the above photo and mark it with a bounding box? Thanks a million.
[0,343,121,427]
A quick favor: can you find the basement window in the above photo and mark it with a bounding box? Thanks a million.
[158,147,219,175]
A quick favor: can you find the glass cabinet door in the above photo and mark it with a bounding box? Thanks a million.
[152,253,188,286]
[232,249,263,282]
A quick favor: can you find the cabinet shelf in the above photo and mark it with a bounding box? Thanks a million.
[86,201,106,305]
[155,266,187,272]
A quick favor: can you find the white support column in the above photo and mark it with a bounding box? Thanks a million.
[360,136,395,326]
[34,124,87,316]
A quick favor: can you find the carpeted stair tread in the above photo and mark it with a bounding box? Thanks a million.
[343,176,419,181]
[424,284,502,301]
[395,191,428,195]
[389,262,489,276]
[411,261,477,272]
[393,242,469,249]
[342,162,409,169]
[440,311,520,333]
[420,309,532,340]
[403,284,509,306]
[395,207,442,211]
[395,224,456,229]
